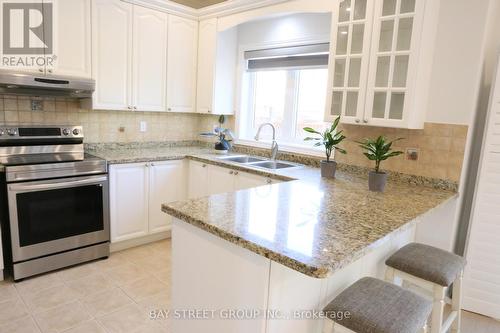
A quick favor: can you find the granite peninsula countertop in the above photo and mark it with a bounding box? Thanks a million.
[89,143,457,278]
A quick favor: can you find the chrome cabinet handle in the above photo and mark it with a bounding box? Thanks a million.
[202,164,207,168]
[355,119,360,123]
[133,106,137,110]
[151,163,155,167]
[48,69,53,73]
[168,107,172,111]
[127,106,132,110]
[38,68,43,73]
[234,171,239,175]
[363,119,368,124]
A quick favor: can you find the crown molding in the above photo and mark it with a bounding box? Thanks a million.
[123,0,291,20]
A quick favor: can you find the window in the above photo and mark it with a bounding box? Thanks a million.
[239,44,330,148]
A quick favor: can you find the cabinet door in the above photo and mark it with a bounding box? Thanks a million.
[188,161,209,199]
[234,172,277,191]
[167,15,198,113]
[51,0,91,77]
[0,0,45,74]
[207,165,236,195]
[196,18,217,114]
[365,0,420,127]
[92,0,132,110]
[325,0,374,124]
[133,6,168,112]
[149,160,187,233]
[109,163,149,243]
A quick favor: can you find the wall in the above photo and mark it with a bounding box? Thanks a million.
[236,12,331,46]
[425,0,491,125]
[0,95,222,143]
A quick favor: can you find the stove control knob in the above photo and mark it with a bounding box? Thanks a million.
[7,128,17,136]
[0,129,4,136]
[72,128,80,136]
[62,128,71,136]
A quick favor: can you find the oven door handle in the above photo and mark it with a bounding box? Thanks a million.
[8,175,107,192]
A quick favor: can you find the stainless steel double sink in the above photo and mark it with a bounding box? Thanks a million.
[216,155,302,170]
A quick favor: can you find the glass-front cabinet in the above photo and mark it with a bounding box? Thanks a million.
[325,0,440,129]
[327,0,374,124]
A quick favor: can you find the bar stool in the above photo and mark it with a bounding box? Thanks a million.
[385,243,466,333]
[323,277,432,333]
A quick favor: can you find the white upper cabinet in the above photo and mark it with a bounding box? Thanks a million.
[326,0,440,129]
[196,18,237,115]
[197,19,217,114]
[92,0,133,110]
[51,0,92,77]
[133,6,168,112]
[167,15,198,113]
[326,0,374,125]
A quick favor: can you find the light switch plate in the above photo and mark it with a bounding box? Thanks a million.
[140,121,147,132]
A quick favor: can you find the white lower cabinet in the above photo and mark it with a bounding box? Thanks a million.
[109,160,186,243]
[188,160,280,199]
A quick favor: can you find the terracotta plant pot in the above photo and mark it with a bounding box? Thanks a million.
[320,160,337,178]
[368,171,388,192]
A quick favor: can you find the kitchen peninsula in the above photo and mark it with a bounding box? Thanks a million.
[161,152,456,333]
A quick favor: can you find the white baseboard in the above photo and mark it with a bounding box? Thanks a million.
[110,231,171,252]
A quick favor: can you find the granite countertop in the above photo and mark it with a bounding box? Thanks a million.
[90,144,457,278]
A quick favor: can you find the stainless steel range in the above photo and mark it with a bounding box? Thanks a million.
[0,125,109,281]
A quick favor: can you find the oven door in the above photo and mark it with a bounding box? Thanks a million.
[7,175,109,262]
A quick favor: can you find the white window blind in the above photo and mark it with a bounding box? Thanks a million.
[245,43,330,71]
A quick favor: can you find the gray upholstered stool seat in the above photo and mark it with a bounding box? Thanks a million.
[324,277,432,333]
[385,243,466,287]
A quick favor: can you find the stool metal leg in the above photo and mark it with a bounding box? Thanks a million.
[431,285,446,333]
[451,271,463,333]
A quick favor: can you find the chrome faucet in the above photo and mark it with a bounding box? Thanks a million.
[254,123,279,160]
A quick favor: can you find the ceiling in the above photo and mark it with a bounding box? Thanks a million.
[169,0,228,9]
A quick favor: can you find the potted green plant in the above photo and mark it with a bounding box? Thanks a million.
[303,116,347,178]
[200,115,234,154]
[357,136,404,192]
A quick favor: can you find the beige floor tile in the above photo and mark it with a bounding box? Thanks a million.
[121,277,169,302]
[34,301,91,333]
[97,303,160,333]
[90,253,127,272]
[22,285,80,314]
[134,255,170,274]
[57,263,97,282]
[0,282,19,302]
[65,272,114,299]
[103,263,149,287]
[15,273,64,297]
[82,287,133,318]
[119,246,157,264]
[151,267,171,284]
[137,289,170,314]
[0,297,29,324]
[0,315,41,333]
[60,320,106,333]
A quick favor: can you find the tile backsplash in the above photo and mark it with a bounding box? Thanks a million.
[0,95,467,182]
[0,95,222,143]
[334,123,468,182]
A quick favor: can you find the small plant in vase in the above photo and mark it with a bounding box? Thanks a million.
[303,116,347,178]
[357,136,404,192]
[200,115,234,154]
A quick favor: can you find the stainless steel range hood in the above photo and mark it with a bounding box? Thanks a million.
[0,71,95,99]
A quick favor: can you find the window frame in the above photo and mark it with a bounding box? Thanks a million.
[235,38,332,157]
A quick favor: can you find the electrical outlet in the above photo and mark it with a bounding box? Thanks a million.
[140,121,147,132]
[406,148,419,161]
[31,100,43,111]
